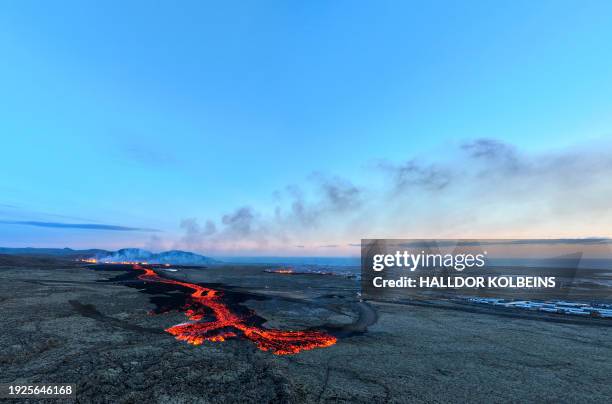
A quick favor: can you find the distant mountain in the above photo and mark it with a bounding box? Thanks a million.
[96,249,217,265]
[97,248,150,262]
[151,250,218,265]
[0,247,217,265]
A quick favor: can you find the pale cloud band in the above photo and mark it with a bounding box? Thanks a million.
[0,220,158,232]
[173,137,612,255]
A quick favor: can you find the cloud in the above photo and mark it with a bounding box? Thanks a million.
[461,138,517,160]
[177,208,271,252]
[395,238,612,248]
[144,234,169,251]
[284,186,320,227]
[374,137,612,238]
[275,175,362,229]
[461,138,522,173]
[173,175,362,253]
[221,207,256,237]
[179,218,216,249]
[0,220,158,232]
[317,175,362,211]
[377,160,451,191]
[497,238,612,245]
[172,137,612,253]
[0,204,98,223]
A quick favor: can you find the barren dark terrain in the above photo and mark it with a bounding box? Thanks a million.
[1,259,611,403]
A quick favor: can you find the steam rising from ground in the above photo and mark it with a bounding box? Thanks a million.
[174,138,612,254]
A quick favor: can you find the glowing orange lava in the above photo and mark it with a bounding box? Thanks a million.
[273,268,294,274]
[78,258,98,263]
[133,265,337,355]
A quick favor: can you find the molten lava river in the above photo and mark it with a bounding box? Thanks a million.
[133,264,337,355]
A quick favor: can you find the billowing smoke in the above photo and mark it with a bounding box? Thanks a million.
[172,138,612,253]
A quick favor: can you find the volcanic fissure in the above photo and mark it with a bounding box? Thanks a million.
[129,264,337,355]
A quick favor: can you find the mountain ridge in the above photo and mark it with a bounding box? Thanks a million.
[0,247,217,265]
[98,248,217,265]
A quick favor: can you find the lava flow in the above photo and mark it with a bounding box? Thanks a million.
[133,264,337,355]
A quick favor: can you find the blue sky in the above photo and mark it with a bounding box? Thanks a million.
[1,1,612,255]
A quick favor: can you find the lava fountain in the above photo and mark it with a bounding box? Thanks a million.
[133,264,337,355]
